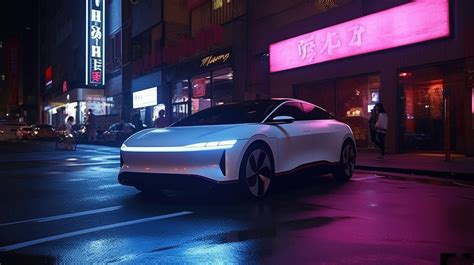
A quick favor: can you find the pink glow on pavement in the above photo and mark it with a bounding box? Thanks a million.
[270,0,450,72]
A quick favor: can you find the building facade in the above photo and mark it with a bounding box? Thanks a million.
[38,0,474,156]
[39,0,107,128]
[248,0,474,155]
[128,0,247,127]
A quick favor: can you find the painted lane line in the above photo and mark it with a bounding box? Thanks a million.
[0,206,123,227]
[453,182,474,188]
[0,211,193,252]
[352,175,385,182]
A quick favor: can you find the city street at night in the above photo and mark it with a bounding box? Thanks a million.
[1,0,474,263]
[0,142,473,264]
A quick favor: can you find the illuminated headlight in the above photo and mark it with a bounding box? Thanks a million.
[34,131,38,135]
[184,140,237,149]
[121,140,237,152]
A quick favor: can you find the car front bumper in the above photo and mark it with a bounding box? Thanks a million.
[119,141,246,187]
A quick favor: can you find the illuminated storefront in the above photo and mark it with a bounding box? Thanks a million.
[262,0,474,154]
[43,89,105,127]
[131,71,165,126]
[165,49,233,123]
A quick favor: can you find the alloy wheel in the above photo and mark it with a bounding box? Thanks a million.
[342,143,355,177]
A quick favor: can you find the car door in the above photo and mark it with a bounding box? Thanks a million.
[268,102,315,173]
[301,102,341,163]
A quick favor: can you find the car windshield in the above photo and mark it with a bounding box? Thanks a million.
[172,100,280,127]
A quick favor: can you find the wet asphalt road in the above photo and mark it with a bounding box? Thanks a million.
[0,141,473,264]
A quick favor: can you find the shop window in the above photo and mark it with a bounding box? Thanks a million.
[191,73,212,114]
[172,80,190,122]
[399,62,466,152]
[294,74,380,148]
[336,75,380,148]
[211,67,233,105]
[106,95,122,115]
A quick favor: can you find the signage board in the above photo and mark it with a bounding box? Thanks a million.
[192,78,206,98]
[133,87,158,109]
[86,0,105,86]
[270,0,450,72]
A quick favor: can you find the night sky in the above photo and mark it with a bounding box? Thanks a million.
[0,0,37,37]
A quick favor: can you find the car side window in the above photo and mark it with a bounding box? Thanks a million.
[301,102,333,120]
[269,102,305,121]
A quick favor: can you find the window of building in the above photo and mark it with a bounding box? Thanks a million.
[106,95,122,115]
[294,74,380,148]
[171,80,190,122]
[213,0,223,10]
[191,73,212,114]
[191,2,211,37]
[399,62,466,152]
[211,67,233,105]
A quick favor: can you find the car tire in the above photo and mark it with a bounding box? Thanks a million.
[239,143,274,199]
[333,140,356,181]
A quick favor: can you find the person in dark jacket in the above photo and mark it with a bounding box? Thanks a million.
[132,113,144,132]
[85,109,97,141]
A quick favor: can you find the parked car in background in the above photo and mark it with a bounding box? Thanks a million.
[101,122,135,144]
[31,124,57,140]
[16,126,34,140]
[0,122,26,141]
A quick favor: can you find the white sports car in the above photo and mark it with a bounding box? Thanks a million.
[119,98,356,198]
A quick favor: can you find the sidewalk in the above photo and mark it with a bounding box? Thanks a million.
[356,148,474,179]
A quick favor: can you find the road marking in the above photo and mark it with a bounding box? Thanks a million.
[66,162,119,167]
[0,206,123,227]
[0,211,193,252]
[97,184,122,189]
[453,182,474,188]
[352,175,385,182]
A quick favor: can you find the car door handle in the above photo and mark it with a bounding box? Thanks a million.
[303,130,311,133]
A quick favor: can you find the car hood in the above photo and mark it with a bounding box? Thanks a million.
[123,124,256,147]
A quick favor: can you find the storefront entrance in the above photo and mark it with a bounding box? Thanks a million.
[294,74,381,148]
[399,61,467,153]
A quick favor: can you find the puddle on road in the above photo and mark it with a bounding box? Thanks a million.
[150,215,352,255]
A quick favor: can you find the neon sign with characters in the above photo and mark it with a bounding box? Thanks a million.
[86,0,105,86]
[270,0,450,72]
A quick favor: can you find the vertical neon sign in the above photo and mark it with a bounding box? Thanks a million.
[86,0,105,86]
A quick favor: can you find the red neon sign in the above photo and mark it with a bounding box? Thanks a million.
[269,0,450,73]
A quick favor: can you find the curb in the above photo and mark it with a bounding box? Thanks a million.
[355,165,473,181]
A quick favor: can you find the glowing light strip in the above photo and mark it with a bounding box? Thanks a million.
[121,140,237,152]
[85,0,89,86]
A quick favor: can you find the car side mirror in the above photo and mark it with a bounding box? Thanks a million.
[270,115,295,124]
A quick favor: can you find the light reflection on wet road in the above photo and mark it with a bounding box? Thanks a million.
[0,142,473,264]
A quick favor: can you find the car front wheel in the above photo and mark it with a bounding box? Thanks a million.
[239,143,274,199]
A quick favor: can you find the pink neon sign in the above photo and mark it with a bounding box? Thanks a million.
[269,0,450,73]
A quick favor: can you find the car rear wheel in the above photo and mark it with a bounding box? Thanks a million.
[239,143,274,199]
[333,140,356,181]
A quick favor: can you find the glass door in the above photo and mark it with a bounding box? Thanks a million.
[399,62,465,152]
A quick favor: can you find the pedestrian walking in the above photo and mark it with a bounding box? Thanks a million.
[374,103,388,159]
[85,109,97,141]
